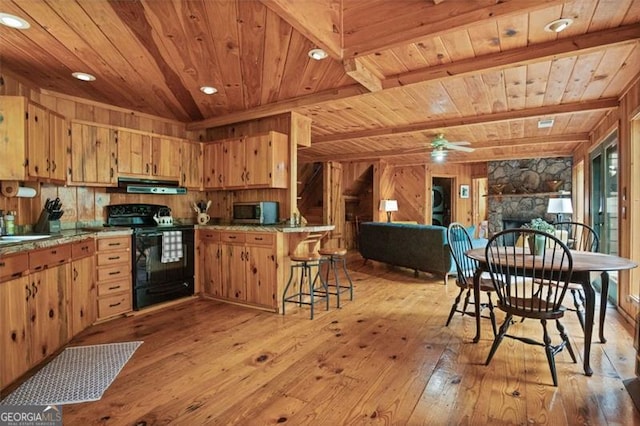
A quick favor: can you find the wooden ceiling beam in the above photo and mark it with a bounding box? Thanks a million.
[312,98,618,144]
[343,0,564,58]
[187,84,367,130]
[260,0,343,59]
[343,58,383,92]
[301,134,588,163]
[384,24,640,89]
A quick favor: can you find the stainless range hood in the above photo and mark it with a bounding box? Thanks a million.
[107,177,187,195]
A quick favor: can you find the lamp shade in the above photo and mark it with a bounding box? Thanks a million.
[379,199,398,212]
[547,197,573,214]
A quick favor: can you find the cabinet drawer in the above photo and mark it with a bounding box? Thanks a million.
[97,251,130,266]
[97,278,130,297]
[97,236,131,252]
[221,232,246,244]
[72,238,96,259]
[97,264,130,282]
[29,243,71,271]
[200,230,220,241]
[98,292,132,319]
[246,233,274,246]
[0,252,29,283]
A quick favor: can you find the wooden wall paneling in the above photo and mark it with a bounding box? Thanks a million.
[323,161,343,248]
[373,160,394,222]
[391,165,428,224]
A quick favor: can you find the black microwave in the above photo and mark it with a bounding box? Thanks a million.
[232,201,279,224]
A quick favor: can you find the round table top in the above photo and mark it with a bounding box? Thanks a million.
[466,247,638,272]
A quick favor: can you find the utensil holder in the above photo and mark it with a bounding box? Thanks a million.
[34,210,50,233]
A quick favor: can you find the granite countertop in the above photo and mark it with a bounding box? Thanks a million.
[196,223,335,233]
[0,227,132,256]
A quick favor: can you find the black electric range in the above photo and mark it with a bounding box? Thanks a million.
[105,204,195,310]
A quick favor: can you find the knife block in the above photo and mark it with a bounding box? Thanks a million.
[34,210,61,234]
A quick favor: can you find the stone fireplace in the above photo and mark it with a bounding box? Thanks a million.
[487,158,572,235]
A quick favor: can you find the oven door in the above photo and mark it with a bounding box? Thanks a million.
[133,229,195,309]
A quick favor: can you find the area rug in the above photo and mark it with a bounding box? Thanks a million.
[1,341,142,406]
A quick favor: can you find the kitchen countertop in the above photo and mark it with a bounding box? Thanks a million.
[196,224,335,233]
[0,227,132,256]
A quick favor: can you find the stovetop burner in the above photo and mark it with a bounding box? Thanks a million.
[105,203,192,231]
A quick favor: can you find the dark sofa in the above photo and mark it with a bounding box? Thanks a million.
[358,222,487,284]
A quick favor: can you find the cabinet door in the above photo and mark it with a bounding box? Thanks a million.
[152,136,181,180]
[49,111,68,182]
[26,102,50,179]
[223,138,246,188]
[245,245,277,308]
[244,134,270,187]
[182,140,203,189]
[0,276,30,388]
[202,240,223,297]
[0,96,27,180]
[222,244,246,301]
[70,256,96,337]
[29,265,69,365]
[69,122,116,185]
[203,142,224,189]
[117,130,152,176]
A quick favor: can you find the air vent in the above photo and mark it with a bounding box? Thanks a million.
[538,119,554,129]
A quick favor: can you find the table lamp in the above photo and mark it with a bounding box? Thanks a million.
[379,199,398,222]
[547,197,573,223]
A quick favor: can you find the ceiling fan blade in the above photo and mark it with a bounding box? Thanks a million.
[444,140,471,146]
[445,144,475,152]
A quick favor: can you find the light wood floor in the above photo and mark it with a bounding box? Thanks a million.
[56,254,640,424]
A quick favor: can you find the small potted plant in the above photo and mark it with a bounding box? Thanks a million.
[524,218,555,255]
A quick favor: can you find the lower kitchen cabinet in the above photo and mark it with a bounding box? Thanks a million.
[96,235,132,320]
[69,238,97,337]
[199,230,283,311]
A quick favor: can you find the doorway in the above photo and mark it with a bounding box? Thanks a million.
[590,131,619,303]
[432,177,453,226]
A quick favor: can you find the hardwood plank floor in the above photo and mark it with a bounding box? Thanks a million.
[36,254,640,424]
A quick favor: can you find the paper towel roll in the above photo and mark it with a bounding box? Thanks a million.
[15,187,37,198]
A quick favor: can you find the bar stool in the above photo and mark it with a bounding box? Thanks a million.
[282,232,329,319]
[318,247,354,308]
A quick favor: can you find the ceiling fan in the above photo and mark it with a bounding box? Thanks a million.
[430,133,474,162]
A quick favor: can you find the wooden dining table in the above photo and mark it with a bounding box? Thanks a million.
[466,247,637,376]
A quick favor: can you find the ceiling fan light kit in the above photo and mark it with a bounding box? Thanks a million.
[429,133,475,162]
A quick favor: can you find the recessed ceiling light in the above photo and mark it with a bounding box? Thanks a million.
[538,118,555,129]
[72,72,96,82]
[308,48,328,61]
[200,86,218,95]
[544,18,573,33]
[0,13,30,29]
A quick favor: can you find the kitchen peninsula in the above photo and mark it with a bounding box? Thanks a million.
[197,223,334,313]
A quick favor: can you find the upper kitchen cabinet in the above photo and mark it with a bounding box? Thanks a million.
[117,131,181,181]
[69,121,117,186]
[213,131,289,190]
[181,140,203,190]
[0,96,67,182]
[151,136,181,181]
[203,142,224,190]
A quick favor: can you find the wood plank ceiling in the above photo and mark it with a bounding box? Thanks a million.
[1,0,639,164]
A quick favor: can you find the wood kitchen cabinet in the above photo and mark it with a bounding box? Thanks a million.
[200,230,223,298]
[96,235,132,320]
[203,141,225,189]
[27,244,71,366]
[69,121,117,186]
[201,230,283,311]
[207,131,288,189]
[26,104,67,183]
[0,252,30,389]
[181,140,203,189]
[0,96,67,182]
[117,131,181,181]
[69,238,97,338]
[221,232,247,301]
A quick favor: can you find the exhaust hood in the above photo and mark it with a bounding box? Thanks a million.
[108,177,187,195]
